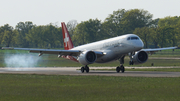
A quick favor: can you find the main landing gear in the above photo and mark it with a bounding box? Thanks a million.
[81,65,89,73]
[129,61,134,65]
[116,65,125,73]
[81,65,124,73]
[116,55,125,73]
[129,52,134,65]
[81,55,127,73]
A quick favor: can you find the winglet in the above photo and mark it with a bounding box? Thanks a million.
[61,22,74,50]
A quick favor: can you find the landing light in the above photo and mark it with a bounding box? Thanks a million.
[58,54,61,58]
[39,52,43,56]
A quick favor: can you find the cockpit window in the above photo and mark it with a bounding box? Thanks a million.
[131,37,139,40]
[127,37,139,40]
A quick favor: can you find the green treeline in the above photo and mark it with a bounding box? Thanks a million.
[1,9,180,48]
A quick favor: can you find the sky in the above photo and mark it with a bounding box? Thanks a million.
[0,0,180,28]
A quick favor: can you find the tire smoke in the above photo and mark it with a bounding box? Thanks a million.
[4,53,41,67]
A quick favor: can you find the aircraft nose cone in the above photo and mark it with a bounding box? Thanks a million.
[135,41,144,50]
[139,42,144,48]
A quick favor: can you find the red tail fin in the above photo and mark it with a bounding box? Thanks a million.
[61,22,74,50]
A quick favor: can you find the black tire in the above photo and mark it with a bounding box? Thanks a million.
[81,67,85,73]
[120,65,125,73]
[129,61,134,65]
[85,66,89,73]
[116,66,120,73]
[131,61,134,65]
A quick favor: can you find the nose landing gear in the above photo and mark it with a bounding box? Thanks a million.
[116,55,125,73]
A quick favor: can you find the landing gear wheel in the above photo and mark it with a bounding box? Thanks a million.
[117,56,125,73]
[120,65,125,73]
[129,61,134,65]
[116,66,120,73]
[81,67,85,73]
[85,66,89,73]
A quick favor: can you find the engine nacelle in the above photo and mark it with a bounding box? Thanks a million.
[132,51,148,64]
[78,51,97,65]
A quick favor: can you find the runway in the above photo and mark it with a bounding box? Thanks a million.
[0,67,180,77]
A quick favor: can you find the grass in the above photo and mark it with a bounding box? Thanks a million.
[0,74,180,101]
[1,50,180,101]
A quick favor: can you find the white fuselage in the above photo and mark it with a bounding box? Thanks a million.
[71,34,144,63]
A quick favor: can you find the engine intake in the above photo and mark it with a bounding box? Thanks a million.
[132,51,148,64]
[78,51,97,65]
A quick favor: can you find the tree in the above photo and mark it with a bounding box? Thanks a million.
[149,28,160,48]
[176,22,180,47]
[103,9,126,37]
[121,9,153,34]
[67,20,78,38]
[26,25,44,48]
[15,21,34,47]
[1,30,14,47]
[134,27,151,48]
[166,26,177,47]
[55,27,63,48]
[0,24,14,47]
[156,26,174,47]
[158,16,180,27]
[72,19,101,46]
[83,19,101,42]
[103,9,153,37]
[42,24,61,48]
[26,24,63,48]
[149,18,159,28]
[11,30,19,47]
[72,22,87,46]
[157,16,180,47]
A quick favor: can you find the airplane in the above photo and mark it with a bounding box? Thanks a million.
[2,22,177,73]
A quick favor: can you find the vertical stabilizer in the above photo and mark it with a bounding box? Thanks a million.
[61,22,74,50]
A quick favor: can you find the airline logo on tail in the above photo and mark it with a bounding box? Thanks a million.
[64,33,69,47]
[61,22,74,50]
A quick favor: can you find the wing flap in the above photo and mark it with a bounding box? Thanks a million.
[29,50,81,56]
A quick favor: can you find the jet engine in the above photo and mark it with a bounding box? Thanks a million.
[132,51,148,64]
[78,51,97,65]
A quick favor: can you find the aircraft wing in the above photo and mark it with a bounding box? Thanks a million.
[2,47,104,57]
[141,47,177,54]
